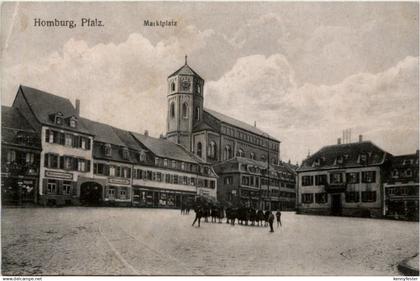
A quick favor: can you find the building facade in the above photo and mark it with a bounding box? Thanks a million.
[213,157,296,210]
[1,106,41,205]
[6,85,217,207]
[296,139,392,218]
[384,151,419,220]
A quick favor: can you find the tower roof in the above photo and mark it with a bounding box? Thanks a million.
[168,60,203,80]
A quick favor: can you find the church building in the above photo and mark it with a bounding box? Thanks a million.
[166,57,281,165]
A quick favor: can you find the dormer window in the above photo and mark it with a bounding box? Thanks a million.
[313,158,321,167]
[197,84,201,94]
[392,169,399,178]
[139,151,146,162]
[104,144,112,157]
[163,159,168,167]
[55,113,64,125]
[358,154,367,164]
[69,116,78,128]
[405,169,413,177]
[122,148,129,160]
[336,156,344,165]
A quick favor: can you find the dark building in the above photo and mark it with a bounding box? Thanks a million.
[297,139,392,218]
[1,106,41,205]
[213,157,296,210]
[384,151,419,220]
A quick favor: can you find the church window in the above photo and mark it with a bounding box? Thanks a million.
[170,102,175,118]
[208,141,217,159]
[182,102,188,119]
[171,82,175,92]
[197,142,202,158]
[223,145,232,161]
[195,107,200,121]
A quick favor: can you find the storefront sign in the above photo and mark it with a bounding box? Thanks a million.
[108,178,130,185]
[45,170,73,179]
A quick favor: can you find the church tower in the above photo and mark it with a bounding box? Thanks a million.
[166,56,204,151]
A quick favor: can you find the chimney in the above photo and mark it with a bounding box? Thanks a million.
[75,99,80,116]
[359,134,363,142]
[337,138,341,145]
[144,130,149,137]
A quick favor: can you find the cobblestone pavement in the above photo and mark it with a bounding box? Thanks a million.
[1,207,418,275]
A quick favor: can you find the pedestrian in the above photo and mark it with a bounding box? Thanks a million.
[268,211,275,232]
[276,209,282,228]
[192,205,202,227]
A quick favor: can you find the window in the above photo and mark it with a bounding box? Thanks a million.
[261,155,266,162]
[301,193,313,204]
[170,102,175,118]
[210,181,215,189]
[336,156,344,165]
[236,149,244,157]
[7,150,16,163]
[208,141,217,159]
[197,142,202,157]
[182,176,187,185]
[165,174,171,183]
[224,176,233,185]
[182,103,188,119]
[195,107,200,121]
[345,191,359,203]
[63,156,73,170]
[77,159,86,172]
[241,176,250,186]
[358,154,368,164]
[123,167,130,178]
[81,138,87,149]
[302,175,314,186]
[104,144,112,157]
[330,173,344,184]
[346,172,360,184]
[65,134,73,146]
[392,169,399,178]
[69,118,77,128]
[361,171,376,183]
[405,169,413,177]
[197,84,201,94]
[250,152,255,160]
[119,189,127,200]
[55,116,63,125]
[109,166,115,177]
[47,179,57,193]
[108,188,116,199]
[223,145,232,160]
[171,82,175,92]
[361,191,376,202]
[63,181,72,195]
[315,193,328,204]
[122,148,130,160]
[163,159,168,167]
[155,157,160,166]
[315,174,327,186]
[139,151,146,162]
[44,154,59,169]
[172,160,177,168]
[25,153,35,164]
[173,175,178,184]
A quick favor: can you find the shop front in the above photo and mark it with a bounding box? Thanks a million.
[1,174,38,205]
[132,186,195,209]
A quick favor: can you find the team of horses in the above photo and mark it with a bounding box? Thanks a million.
[185,202,273,227]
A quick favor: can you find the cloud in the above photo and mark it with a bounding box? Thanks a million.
[2,26,217,137]
[205,54,419,162]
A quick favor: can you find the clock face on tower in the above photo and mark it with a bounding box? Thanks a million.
[180,77,191,91]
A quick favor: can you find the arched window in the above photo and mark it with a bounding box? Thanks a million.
[236,148,244,157]
[208,141,217,159]
[170,102,175,118]
[171,82,175,92]
[195,107,200,121]
[223,145,232,161]
[182,102,188,119]
[197,142,202,158]
[250,152,255,160]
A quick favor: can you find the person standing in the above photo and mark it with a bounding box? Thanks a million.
[192,205,202,227]
[276,209,282,228]
[268,211,275,232]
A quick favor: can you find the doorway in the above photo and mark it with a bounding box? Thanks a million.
[331,194,342,215]
[80,182,103,206]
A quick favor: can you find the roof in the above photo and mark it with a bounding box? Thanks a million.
[168,63,203,80]
[130,132,204,164]
[80,118,125,146]
[16,85,91,135]
[389,153,419,169]
[204,108,279,142]
[1,106,41,149]
[112,127,145,151]
[297,141,390,172]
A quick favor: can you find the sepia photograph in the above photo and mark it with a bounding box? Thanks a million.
[0,1,419,277]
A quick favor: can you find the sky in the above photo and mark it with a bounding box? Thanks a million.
[1,2,418,163]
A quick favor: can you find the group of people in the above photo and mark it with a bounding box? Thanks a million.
[190,204,282,232]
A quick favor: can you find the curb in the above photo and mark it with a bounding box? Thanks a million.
[398,254,419,276]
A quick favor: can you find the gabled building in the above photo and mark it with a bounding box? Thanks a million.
[12,86,94,206]
[384,151,419,220]
[1,106,41,205]
[296,138,392,218]
[213,157,296,210]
